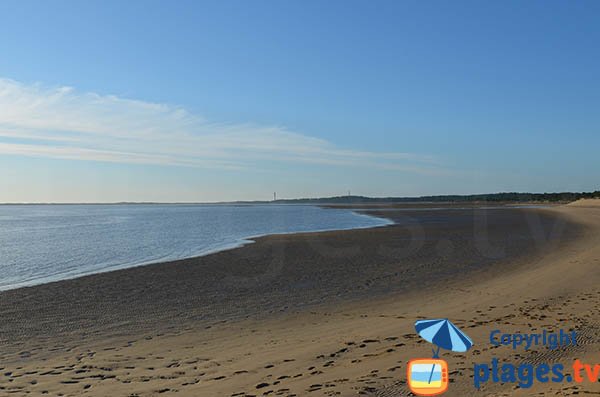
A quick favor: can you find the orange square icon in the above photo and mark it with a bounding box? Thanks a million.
[407,358,449,396]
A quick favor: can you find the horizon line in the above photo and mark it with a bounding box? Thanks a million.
[1,190,598,205]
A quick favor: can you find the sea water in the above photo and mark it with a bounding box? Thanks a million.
[0,204,391,291]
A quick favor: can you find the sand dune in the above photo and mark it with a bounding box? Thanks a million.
[567,198,600,207]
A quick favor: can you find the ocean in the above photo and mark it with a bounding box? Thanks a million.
[0,204,391,291]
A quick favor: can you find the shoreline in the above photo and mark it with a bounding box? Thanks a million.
[1,204,597,396]
[0,207,581,337]
[0,203,555,292]
[0,205,393,292]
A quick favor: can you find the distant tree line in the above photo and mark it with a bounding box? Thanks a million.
[268,191,600,204]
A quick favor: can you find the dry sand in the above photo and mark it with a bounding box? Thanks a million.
[566,198,600,207]
[0,203,599,396]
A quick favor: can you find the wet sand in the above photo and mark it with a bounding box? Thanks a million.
[0,203,598,396]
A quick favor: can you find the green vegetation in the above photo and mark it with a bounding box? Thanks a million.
[267,191,600,204]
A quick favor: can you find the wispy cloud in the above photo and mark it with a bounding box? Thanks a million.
[0,78,444,174]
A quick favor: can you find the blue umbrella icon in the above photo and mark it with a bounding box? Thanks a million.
[415,319,473,384]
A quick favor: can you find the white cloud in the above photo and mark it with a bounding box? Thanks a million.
[0,78,445,174]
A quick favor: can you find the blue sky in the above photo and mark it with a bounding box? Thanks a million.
[0,0,599,202]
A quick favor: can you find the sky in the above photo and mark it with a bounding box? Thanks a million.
[0,0,599,202]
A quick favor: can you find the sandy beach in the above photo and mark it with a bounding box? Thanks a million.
[1,201,599,396]
[3,2,600,396]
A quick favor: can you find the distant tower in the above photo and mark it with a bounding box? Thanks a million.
[273,192,277,201]
[348,190,351,197]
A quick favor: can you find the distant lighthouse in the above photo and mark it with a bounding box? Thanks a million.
[273,192,277,201]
